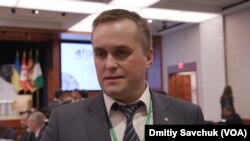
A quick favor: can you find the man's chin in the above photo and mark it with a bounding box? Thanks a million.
[104,88,122,97]
[104,90,119,96]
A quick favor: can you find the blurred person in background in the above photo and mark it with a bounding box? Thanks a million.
[27,111,46,141]
[71,89,88,103]
[220,85,234,118]
[47,90,65,116]
[222,105,243,125]
[17,110,35,141]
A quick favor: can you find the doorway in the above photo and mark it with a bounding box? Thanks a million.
[167,62,198,104]
[169,73,191,102]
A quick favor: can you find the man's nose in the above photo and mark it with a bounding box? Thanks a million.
[105,54,118,70]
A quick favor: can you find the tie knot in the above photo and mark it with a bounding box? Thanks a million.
[112,101,144,119]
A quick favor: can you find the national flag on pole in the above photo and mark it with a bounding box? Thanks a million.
[11,51,21,92]
[27,50,36,92]
[33,50,44,89]
[28,50,34,78]
[20,51,30,93]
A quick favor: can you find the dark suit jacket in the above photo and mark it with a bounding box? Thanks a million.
[225,113,243,125]
[18,130,35,141]
[48,100,61,116]
[41,92,205,141]
[35,126,46,141]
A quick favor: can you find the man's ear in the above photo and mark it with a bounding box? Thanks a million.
[146,48,153,68]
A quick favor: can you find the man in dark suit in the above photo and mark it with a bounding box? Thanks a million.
[41,9,205,141]
[222,105,243,125]
[17,110,36,141]
[28,111,46,141]
[47,90,65,116]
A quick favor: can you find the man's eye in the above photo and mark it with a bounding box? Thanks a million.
[116,50,130,58]
[95,50,107,58]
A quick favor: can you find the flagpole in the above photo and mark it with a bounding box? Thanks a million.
[33,49,44,110]
[36,90,39,110]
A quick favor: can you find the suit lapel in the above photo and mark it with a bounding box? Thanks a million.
[151,92,174,125]
[83,94,112,141]
[82,91,174,140]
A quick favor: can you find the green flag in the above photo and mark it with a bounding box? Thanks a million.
[32,51,44,89]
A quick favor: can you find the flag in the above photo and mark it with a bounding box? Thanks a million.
[11,51,21,92]
[20,51,30,93]
[27,50,36,92]
[28,50,34,78]
[33,50,44,89]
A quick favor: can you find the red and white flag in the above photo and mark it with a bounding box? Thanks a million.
[20,51,29,93]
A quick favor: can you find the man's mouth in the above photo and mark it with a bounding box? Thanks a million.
[104,75,124,80]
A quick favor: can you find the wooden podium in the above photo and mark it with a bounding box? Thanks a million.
[12,95,32,112]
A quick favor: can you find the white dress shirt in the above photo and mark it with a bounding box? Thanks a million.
[104,84,153,141]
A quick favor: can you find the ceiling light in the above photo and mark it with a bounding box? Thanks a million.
[97,4,139,13]
[0,0,18,7]
[110,0,160,8]
[11,8,16,14]
[139,8,182,21]
[61,12,66,17]
[32,10,39,14]
[68,14,98,33]
[139,8,220,23]
[17,0,106,14]
[147,19,153,23]
[167,11,220,23]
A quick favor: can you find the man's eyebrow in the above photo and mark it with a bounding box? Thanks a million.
[93,45,131,50]
[93,47,104,50]
[114,45,131,49]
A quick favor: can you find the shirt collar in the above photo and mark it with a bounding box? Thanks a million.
[104,82,151,116]
[35,126,42,137]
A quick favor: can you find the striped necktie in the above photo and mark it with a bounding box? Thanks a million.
[113,101,144,141]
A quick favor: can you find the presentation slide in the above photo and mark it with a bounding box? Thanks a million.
[60,42,101,91]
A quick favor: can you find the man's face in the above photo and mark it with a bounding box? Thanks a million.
[92,19,153,103]
[20,113,29,128]
[27,118,36,132]
[72,91,81,100]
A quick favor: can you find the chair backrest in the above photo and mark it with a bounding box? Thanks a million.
[0,123,16,140]
[6,127,16,140]
[0,124,8,138]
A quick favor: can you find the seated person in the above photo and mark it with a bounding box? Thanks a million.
[222,105,243,125]
[27,111,46,141]
[0,124,16,140]
[0,123,10,139]
[17,110,35,141]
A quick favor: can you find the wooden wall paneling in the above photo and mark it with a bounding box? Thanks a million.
[47,36,60,103]
[0,30,53,42]
[243,119,250,125]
